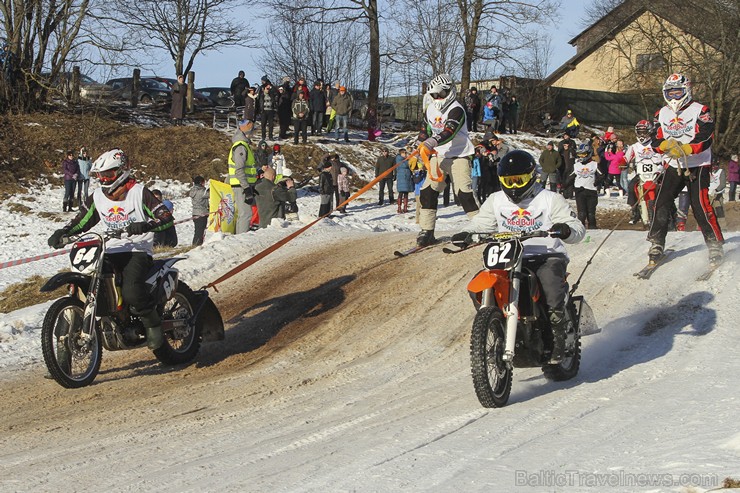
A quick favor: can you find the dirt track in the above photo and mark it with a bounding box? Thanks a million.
[0,232,481,490]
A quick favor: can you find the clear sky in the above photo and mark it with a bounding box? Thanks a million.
[149,0,591,89]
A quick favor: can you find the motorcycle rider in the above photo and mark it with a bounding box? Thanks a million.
[416,74,479,247]
[47,149,174,350]
[453,150,585,362]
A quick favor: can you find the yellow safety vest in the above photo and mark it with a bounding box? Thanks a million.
[228,140,257,186]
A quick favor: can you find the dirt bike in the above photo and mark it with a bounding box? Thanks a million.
[450,230,599,408]
[40,230,224,388]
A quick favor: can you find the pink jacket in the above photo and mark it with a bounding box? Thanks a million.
[728,159,739,183]
[605,149,626,175]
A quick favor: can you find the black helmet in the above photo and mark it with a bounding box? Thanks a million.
[498,150,538,203]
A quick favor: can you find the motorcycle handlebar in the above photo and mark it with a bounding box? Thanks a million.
[63,229,123,246]
[471,230,550,243]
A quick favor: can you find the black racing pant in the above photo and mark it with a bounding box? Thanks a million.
[523,254,569,310]
[107,252,160,328]
[574,187,598,229]
[648,165,723,247]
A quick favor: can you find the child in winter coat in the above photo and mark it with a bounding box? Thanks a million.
[572,145,602,229]
[336,166,351,213]
[394,151,414,213]
[604,140,627,195]
[471,147,483,202]
[189,176,209,246]
[318,161,334,217]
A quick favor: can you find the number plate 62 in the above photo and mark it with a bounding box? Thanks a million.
[482,239,522,270]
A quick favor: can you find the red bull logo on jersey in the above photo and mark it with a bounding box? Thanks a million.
[102,205,132,229]
[501,208,543,232]
[431,115,444,134]
[663,116,690,139]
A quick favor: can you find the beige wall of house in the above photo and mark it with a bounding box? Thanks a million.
[551,11,711,93]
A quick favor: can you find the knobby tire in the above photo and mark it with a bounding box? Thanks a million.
[470,307,512,408]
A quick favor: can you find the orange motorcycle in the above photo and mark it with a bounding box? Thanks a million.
[447,230,599,408]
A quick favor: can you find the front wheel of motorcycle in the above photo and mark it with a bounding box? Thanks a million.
[41,297,103,388]
[470,306,512,408]
[153,282,202,365]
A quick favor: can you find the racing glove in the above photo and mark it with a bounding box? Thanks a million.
[659,139,693,159]
[451,232,472,248]
[418,137,438,154]
[549,223,572,240]
[126,222,151,236]
[48,229,69,249]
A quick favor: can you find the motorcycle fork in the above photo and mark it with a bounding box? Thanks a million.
[79,257,105,347]
[502,260,524,363]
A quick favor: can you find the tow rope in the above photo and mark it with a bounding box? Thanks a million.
[204,151,417,291]
[0,212,215,271]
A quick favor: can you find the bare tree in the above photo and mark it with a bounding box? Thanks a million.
[264,0,382,118]
[581,0,626,27]
[387,0,465,80]
[257,9,367,89]
[100,0,250,77]
[0,0,93,109]
[455,0,560,91]
[588,0,740,154]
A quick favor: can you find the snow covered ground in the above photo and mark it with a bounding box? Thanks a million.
[1,132,739,492]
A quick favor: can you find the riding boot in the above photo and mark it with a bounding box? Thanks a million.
[138,308,164,350]
[707,239,724,266]
[416,229,436,247]
[146,326,164,350]
[548,307,568,363]
[397,197,402,213]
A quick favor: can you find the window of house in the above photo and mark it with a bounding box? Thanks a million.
[636,53,665,72]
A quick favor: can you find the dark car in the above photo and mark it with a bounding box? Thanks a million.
[196,87,234,107]
[349,89,396,121]
[146,77,211,107]
[105,77,172,104]
[42,72,113,101]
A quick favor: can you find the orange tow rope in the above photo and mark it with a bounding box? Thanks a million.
[419,145,443,182]
[205,150,418,290]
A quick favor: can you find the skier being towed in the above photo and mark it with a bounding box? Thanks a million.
[452,150,585,362]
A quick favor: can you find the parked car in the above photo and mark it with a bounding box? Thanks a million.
[196,87,234,107]
[105,77,172,104]
[146,76,211,107]
[348,89,396,121]
[43,72,113,101]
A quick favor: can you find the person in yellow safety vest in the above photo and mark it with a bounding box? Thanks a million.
[228,120,259,234]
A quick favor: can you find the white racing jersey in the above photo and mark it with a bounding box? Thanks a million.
[465,186,585,258]
[573,160,599,191]
[625,142,664,183]
[92,184,155,255]
[425,101,475,158]
[654,101,713,169]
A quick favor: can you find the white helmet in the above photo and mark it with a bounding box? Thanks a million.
[427,74,457,112]
[662,73,692,113]
[91,148,130,194]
